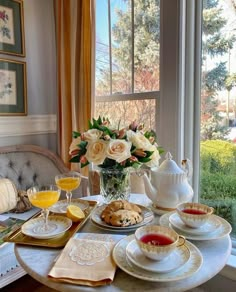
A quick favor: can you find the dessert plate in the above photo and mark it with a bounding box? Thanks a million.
[126,239,190,273]
[160,211,232,241]
[21,216,72,239]
[113,235,203,282]
[169,212,221,235]
[49,199,89,214]
[91,204,154,231]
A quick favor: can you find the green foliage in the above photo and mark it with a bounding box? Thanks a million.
[200,116,230,140]
[200,198,233,226]
[225,73,236,91]
[200,170,236,198]
[204,62,228,91]
[200,140,236,174]
[202,8,226,36]
[200,139,236,232]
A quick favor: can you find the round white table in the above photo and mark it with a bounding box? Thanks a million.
[14,194,232,292]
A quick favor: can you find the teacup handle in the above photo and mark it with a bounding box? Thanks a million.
[210,207,214,213]
[177,235,185,247]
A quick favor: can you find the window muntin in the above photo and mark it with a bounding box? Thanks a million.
[95,0,160,128]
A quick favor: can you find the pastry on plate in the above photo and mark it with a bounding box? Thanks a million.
[101,200,143,227]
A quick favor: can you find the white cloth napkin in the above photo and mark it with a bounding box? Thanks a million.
[48,233,124,287]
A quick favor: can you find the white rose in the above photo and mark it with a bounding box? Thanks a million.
[85,140,108,165]
[127,130,152,151]
[69,137,81,155]
[106,139,132,163]
[145,145,161,167]
[83,129,103,141]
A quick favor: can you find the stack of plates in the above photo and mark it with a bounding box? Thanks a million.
[91,204,154,232]
[159,211,232,240]
[112,235,203,282]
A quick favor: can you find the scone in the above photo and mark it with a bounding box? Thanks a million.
[104,209,143,227]
[101,200,142,219]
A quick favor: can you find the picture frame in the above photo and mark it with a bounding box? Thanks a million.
[0,0,25,56]
[0,58,27,115]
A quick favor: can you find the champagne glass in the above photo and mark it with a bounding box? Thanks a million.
[55,171,81,212]
[27,185,61,234]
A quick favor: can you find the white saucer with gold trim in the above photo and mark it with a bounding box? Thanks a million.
[112,234,203,282]
[126,239,190,273]
[169,212,221,235]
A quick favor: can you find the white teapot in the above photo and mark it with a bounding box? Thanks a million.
[143,152,193,214]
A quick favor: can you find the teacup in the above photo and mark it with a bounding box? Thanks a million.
[176,202,214,228]
[134,225,185,261]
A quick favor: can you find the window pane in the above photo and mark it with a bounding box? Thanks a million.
[134,0,160,92]
[200,0,236,238]
[96,0,110,96]
[95,0,160,96]
[95,99,156,129]
[111,0,132,94]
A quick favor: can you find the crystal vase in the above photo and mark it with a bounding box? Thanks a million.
[100,168,131,203]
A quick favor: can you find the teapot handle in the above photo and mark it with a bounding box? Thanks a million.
[181,158,193,180]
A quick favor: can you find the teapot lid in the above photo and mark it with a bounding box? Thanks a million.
[158,152,184,174]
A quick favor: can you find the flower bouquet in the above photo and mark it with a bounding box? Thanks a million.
[69,117,163,202]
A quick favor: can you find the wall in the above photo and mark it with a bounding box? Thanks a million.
[0,0,57,152]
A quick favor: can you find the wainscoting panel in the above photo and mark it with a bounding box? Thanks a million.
[0,115,57,137]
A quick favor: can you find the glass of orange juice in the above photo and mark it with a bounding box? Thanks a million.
[55,171,81,211]
[27,185,61,234]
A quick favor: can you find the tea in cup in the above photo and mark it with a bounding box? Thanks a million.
[176,202,214,228]
[135,225,185,261]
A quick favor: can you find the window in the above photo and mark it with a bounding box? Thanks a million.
[95,0,160,130]
[200,0,236,240]
[95,0,236,244]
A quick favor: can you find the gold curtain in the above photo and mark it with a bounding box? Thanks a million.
[54,0,95,171]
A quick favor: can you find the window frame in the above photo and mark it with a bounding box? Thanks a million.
[95,0,160,125]
[181,0,236,277]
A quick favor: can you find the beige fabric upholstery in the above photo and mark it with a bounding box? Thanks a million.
[0,144,89,198]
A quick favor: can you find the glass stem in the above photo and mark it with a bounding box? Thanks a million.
[42,208,49,230]
[66,191,72,205]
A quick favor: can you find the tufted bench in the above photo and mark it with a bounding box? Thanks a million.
[0,144,88,288]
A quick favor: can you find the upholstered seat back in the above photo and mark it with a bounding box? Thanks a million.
[0,145,88,197]
[0,152,64,190]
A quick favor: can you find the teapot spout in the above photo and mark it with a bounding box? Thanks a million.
[142,173,158,202]
[181,158,193,180]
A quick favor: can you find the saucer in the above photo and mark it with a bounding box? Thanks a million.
[49,199,89,214]
[160,211,232,241]
[126,239,190,273]
[169,213,221,235]
[21,216,72,239]
[91,204,154,231]
[113,235,203,282]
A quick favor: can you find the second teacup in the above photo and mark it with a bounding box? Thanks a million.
[176,202,214,228]
[135,225,185,261]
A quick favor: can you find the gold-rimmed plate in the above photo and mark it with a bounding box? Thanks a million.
[112,235,203,282]
[126,239,191,273]
[21,216,72,239]
[91,204,154,232]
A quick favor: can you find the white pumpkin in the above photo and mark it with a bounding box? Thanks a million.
[0,179,18,214]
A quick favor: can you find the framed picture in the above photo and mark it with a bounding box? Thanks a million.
[0,58,27,115]
[0,0,25,56]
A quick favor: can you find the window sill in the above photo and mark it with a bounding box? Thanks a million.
[220,253,236,281]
